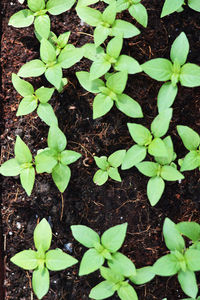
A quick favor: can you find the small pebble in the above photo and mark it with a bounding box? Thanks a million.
[64,243,73,253]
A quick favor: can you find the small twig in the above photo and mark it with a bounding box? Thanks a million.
[60,193,64,221]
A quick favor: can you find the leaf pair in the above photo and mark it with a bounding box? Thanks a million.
[77,71,143,119]
[35,126,81,193]
[11,218,78,299]
[142,32,200,112]
[161,0,200,18]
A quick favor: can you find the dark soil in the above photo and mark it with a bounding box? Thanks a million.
[1,0,200,299]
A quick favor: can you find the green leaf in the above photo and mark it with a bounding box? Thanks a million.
[129,3,148,27]
[153,254,180,276]
[46,249,78,271]
[52,163,71,192]
[48,126,67,152]
[90,59,111,81]
[34,15,51,39]
[89,281,115,299]
[161,0,184,17]
[11,250,38,270]
[27,0,45,12]
[101,223,127,253]
[79,248,104,275]
[121,145,147,170]
[116,94,143,118]
[94,156,109,170]
[185,249,200,271]
[93,94,114,119]
[107,36,123,59]
[112,19,140,38]
[108,252,136,277]
[71,225,100,248]
[177,125,200,151]
[181,151,200,172]
[151,108,172,138]
[35,149,57,173]
[17,96,37,116]
[0,158,21,176]
[45,64,62,89]
[127,123,152,145]
[20,166,35,196]
[142,58,173,81]
[148,137,168,157]
[160,165,184,181]
[180,63,200,87]
[188,0,200,11]
[18,59,46,78]
[100,266,124,283]
[176,222,200,242]
[157,82,178,113]
[76,71,104,93]
[12,73,34,97]
[32,267,50,300]
[57,32,70,48]
[94,25,110,47]
[178,270,198,299]
[136,162,159,177]
[170,32,189,66]
[15,136,32,164]
[37,103,58,126]
[147,176,165,206]
[61,150,81,165]
[58,47,84,68]
[76,7,102,26]
[108,150,126,168]
[82,43,104,61]
[93,169,109,185]
[163,218,185,251]
[130,266,155,285]
[106,71,128,94]
[115,55,142,74]
[40,38,56,64]
[35,87,54,104]
[46,0,76,15]
[34,218,52,252]
[155,135,175,165]
[102,2,117,25]
[118,284,138,300]
[108,167,121,181]
[9,9,34,28]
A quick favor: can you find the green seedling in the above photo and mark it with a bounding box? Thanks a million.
[12,74,57,126]
[0,136,35,196]
[35,125,81,193]
[116,0,148,27]
[176,221,200,250]
[142,32,200,112]
[11,218,78,299]
[17,38,84,90]
[76,71,143,119]
[153,218,200,299]
[76,2,140,47]
[121,108,173,170]
[136,136,184,206]
[93,150,126,185]
[177,125,200,172]
[9,0,76,39]
[83,35,142,80]
[161,0,200,18]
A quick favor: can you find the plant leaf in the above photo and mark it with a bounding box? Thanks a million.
[102,2,117,25]
[176,221,200,242]
[185,249,200,271]
[61,150,81,165]
[18,60,46,78]
[71,225,100,248]
[34,218,52,252]
[180,63,200,87]
[79,248,104,275]
[177,125,200,151]
[108,252,136,277]
[142,58,173,81]
[20,166,35,196]
[40,38,56,64]
[157,82,178,113]
[101,223,127,253]
[89,280,115,299]
[180,151,200,172]
[35,149,57,173]
[153,254,180,276]
[48,126,67,152]
[45,64,62,89]
[0,159,21,176]
[37,103,58,126]
[118,284,138,300]
[58,47,84,69]
[52,163,71,192]
[94,25,110,47]
[93,169,109,185]
[163,218,185,251]
[76,71,104,93]
[178,270,198,299]
[160,165,184,181]
[35,87,54,104]
[151,108,172,138]
[17,95,37,116]
[147,176,165,206]
[32,267,50,300]
[90,59,111,81]
[108,150,126,168]
[121,145,147,170]
[129,3,148,27]
[27,0,45,12]
[93,94,114,119]
[188,0,200,11]
[107,36,123,59]
[112,19,140,38]
[108,167,121,181]
[130,266,155,285]
[161,0,184,17]
[116,94,143,118]
[106,71,128,94]
[127,123,152,145]
[100,266,124,283]
[76,7,102,26]
[136,161,159,177]
[46,249,78,271]
[12,73,34,97]
[11,250,38,270]
[34,15,50,39]
[15,136,32,164]
[46,0,76,15]
[115,55,142,74]
[170,32,189,66]
[9,9,34,28]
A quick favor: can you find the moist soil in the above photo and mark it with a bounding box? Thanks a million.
[1,1,200,299]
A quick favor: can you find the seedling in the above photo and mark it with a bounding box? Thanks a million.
[12,74,57,126]
[153,218,200,298]
[17,38,84,90]
[0,136,35,196]
[83,35,142,80]
[177,125,200,172]
[142,32,200,112]
[116,0,148,28]
[161,0,200,18]
[11,218,78,299]
[76,71,143,119]
[135,136,184,206]
[35,125,81,193]
[76,2,140,47]
[121,108,173,170]
[93,150,126,185]
[9,0,76,39]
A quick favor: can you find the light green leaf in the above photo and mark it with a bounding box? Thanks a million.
[93,94,114,119]
[116,94,143,118]
[17,96,37,116]
[188,0,200,11]
[185,249,200,271]
[157,82,178,113]
[45,64,62,89]
[118,284,138,300]
[9,9,34,28]
[89,281,115,299]
[46,249,78,271]
[176,222,200,242]
[142,58,173,82]
[82,43,104,61]
[46,0,76,15]
[127,123,152,145]
[108,252,136,277]
[115,55,142,74]
[27,0,45,12]
[18,59,46,78]
[106,71,128,94]
[107,36,123,59]
[108,150,126,168]
[136,161,159,177]
[79,248,104,275]
[12,73,34,97]
[34,218,52,252]
[15,136,32,164]
[161,165,184,181]
[93,169,109,185]
[61,150,81,165]
[0,159,21,176]
[40,38,56,64]
[178,270,198,299]
[76,71,104,93]
[147,176,165,206]
[94,25,110,47]
[90,59,111,81]
[35,87,54,104]
[148,137,168,157]
[48,126,67,152]
[52,163,71,192]
[32,267,50,300]
[155,135,175,165]
[20,166,35,196]
[37,103,58,126]
[102,2,117,25]
[151,108,172,138]
[108,167,121,181]
[170,32,189,66]
[101,223,127,253]
[130,266,155,285]
[76,7,102,26]
[181,151,200,172]
[34,15,50,39]
[161,0,184,17]
[35,149,57,174]
[121,145,147,170]
[94,156,109,170]
[129,3,148,27]
[153,254,180,276]
[71,225,100,248]
[57,32,70,48]
[180,63,200,87]
[163,218,185,251]
[177,125,200,151]
[112,19,140,38]
[58,47,84,68]
[11,250,38,270]
[100,266,124,283]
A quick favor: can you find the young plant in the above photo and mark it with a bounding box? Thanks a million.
[177,125,200,172]
[93,150,126,185]
[11,218,78,299]
[12,74,57,126]
[142,32,200,112]
[17,38,84,90]
[0,136,35,196]
[121,108,173,170]
[35,125,81,193]
[135,136,184,206]
[83,35,142,80]
[153,218,200,299]
[76,2,140,47]
[76,71,143,119]
[161,0,200,18]
[9,0,76,39]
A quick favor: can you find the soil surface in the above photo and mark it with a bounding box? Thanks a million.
[1,1,200,300]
